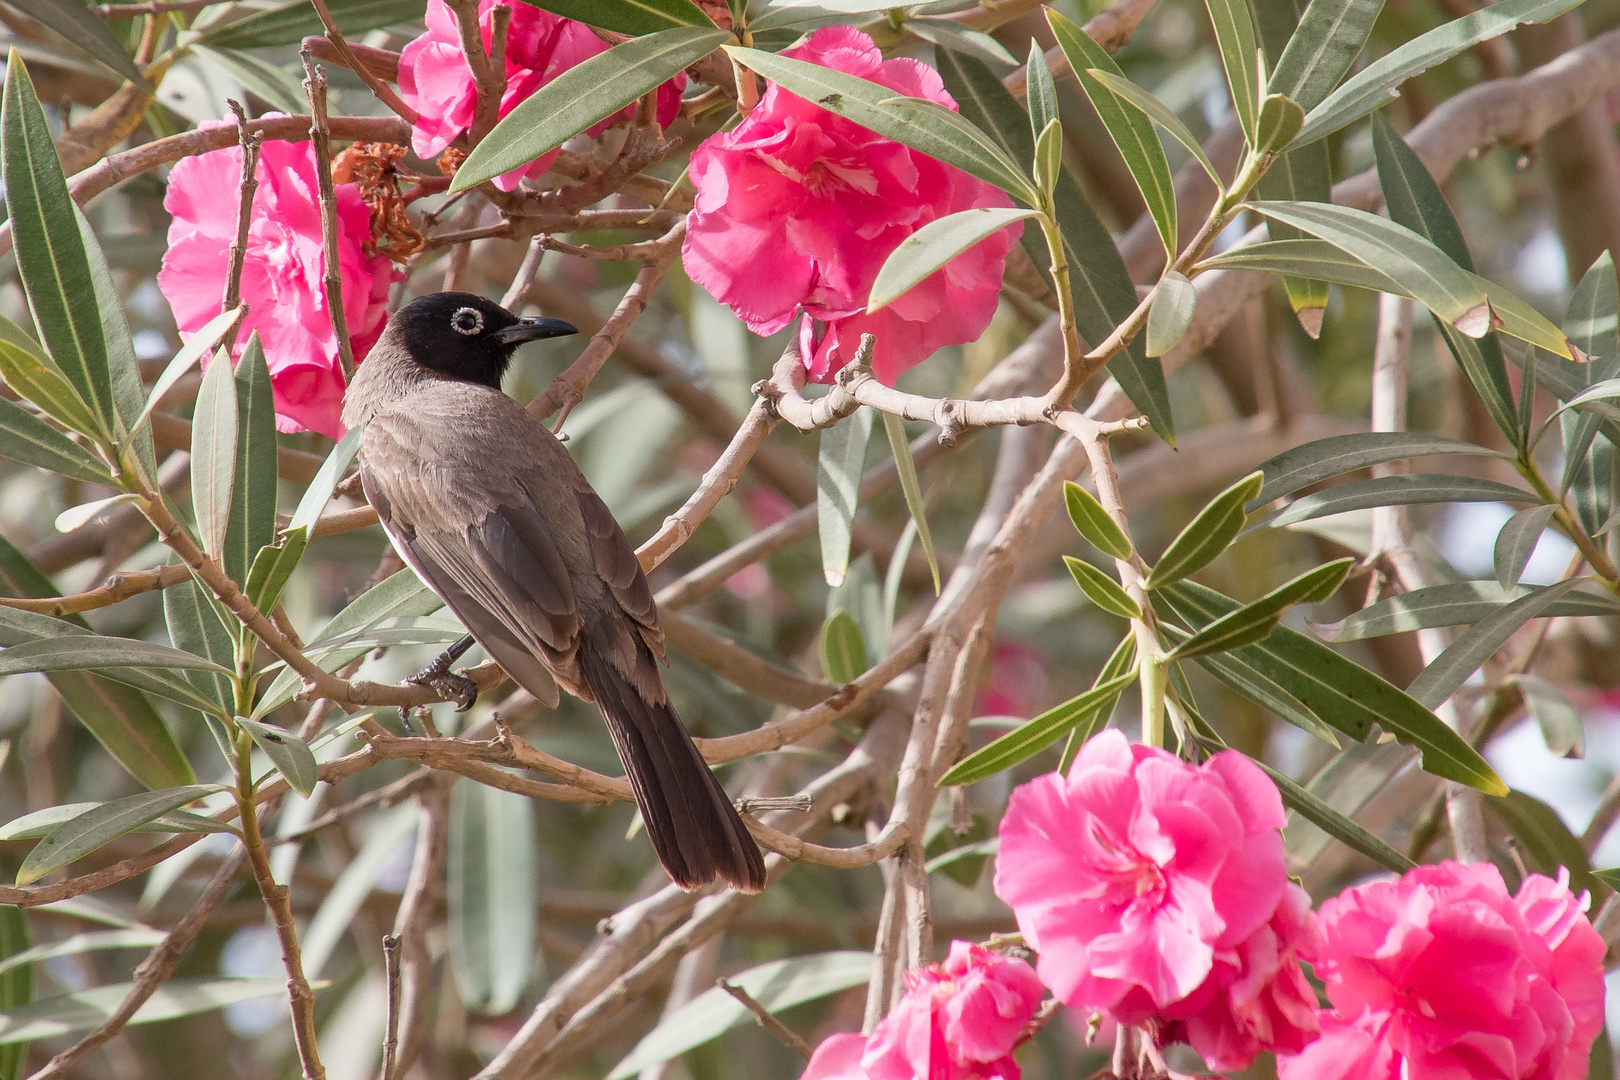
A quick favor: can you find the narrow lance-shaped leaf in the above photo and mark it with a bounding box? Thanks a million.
[237,718,318,797]
[1254,93,1305,153]
[817,407,874,587]
[0,317,106,441]
[1146,272,1197,357]
[1169,557,1353,660]
[0,977,290,1046]
[21,0,151,87]
[2,58,117,442]
[1032,118,1063,198]
[1254,473,1535,532]
[1494,504,1557,590]
[1511,673,1584,758]
[288,427,363,535]
[0,637,234,679]
[76,206,150,479]
[0,903,28,1080]
[518,0,716,34]
[819,610,868,684]
[1565,251,1620,359]
[1405,579,1588,709]
[1024,38,1058,145]
[1064,557,1141,619]
[1251,430,1503,504]
[869,208,1041,313]
[1085,69,1225,193]
[1049,10,1177,260]
[1064,480,1134,559]
[1296,0,1587,144]
[226,335,278,588]
[1184,640,1340,745]
[243,529,309,615]
[1268,0,1386,112]
[16,786,225,885]
[165,578,238,719]
[198,0,440,49]
[1253,140,1333,334]
[449,783,538,1016]
[455,28,731,191]
[1144,472,1263,590]
[1322,580,1620,641]
[1058,634,1138,772]
[132,309,240,434]
[1255,754,1414,873]
[880,412,940,594]
[905,19,1019,67]
[722,45,1042,207]
[0,397,113,484]
[190,352,237,560]
[1490,789,1603,899]
[1202,0,1264,145]
[941,670,1140,786]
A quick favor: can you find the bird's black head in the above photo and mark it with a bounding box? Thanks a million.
[390,292,578,390]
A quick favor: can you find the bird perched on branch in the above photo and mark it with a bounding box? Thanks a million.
[343,291,767,893]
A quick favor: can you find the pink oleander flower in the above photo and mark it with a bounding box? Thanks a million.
[159,135,397,439]
[399,0,683,191]
[683,25,1020,385]
[993,730,1320,1071]
[1276,861,1606,1080]
[799,942,1045,1080]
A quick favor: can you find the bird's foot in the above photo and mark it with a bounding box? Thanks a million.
[408,635,479,712]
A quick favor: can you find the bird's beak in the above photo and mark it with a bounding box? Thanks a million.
[493,316,579,345]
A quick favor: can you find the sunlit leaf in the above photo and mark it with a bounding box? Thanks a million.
[879,412,941,594]
[1267,0,1386,113]
[816,407,874,587]
[1168,558,1352,660]
[1084,68,1224,193]
[1321,580,1620,641]
[449,783,538,1016]
[942,670,1139,785]
[0,397,112,484]
[1063,480,1133,558]
[1254,473,1534,532]
[225,334,278,589]
[16,785,224,885]
[521,0,716,34]
[16,0,149,88]
[1144,472,1263,589]
[869,208,1040,313]
[819,610,868,684]
[190,353,237,561]
[1202,0,1263,145]
[0,977,290,1045]
[1252,430,1502,504]
[1145,271,1197,357]
[1405,579,1587,709]
[196,0,425,49]
[1063,557,1140,619]
[1057,635,1137,771]
[238,718,318,797]
[1493,504,1557,590]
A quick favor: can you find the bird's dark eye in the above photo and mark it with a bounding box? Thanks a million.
[451,307,484,336]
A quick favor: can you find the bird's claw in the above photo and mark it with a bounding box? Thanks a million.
[408,668,480,712]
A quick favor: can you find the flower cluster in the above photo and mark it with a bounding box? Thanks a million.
[683,26,1021,385]
[159,136,397,438]
[399,0,683,190]
[1277,861,1605,1080]
[801,941,1044,1080]
[993,729,1322,1071]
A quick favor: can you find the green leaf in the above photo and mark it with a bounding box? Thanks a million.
[16,786,223,885]
[1267,0,1386,113]
[0,397,112,484]
[288,428,362,535]
[1490,789,1602,899]
[78,208,151,485]
[819,610,868,684]
[1591,1030,1615,1080]
[252,570,444,717]
[869,208,1041,313]
[1057,634,1138,771]
[1064,480,1133,558]
[1323,580,1620,641]
[1024,38,1058,145]
[1406,579,1587,709]
[906,19,1018,68]
[1253,756,1414,872]
[449,783,538,1016]
[879,412,940,595]
[132,307,240,436]
[1255,473,1535,532]
[456,28,730,191]
[1144,471,1263,589]
[190,45,308,117]
[816,406,874,587]
[1032,117,1063,198]
[1565,251,1620,359]
[164,578,237,719]
[1158,580,1507,793]
[518,0,716,35]
[238,719,318,797]
[1296,0,1586,144]
[18,0,150,89]
[0,317,106,441]
[301,803,419,980]
[0,905,28,1080]
[1253,140,1333,331]
[1510,673,1583,758]
[1,59,117,443]
[1063,556,1141,619]
[196,0,425,49]
[1169,557,1352,660]
[1494,504,1557,589]
[1249,200,1496,339]
[1049,11,1177,260]
[923,813,994,886]
[1254,93,1305,153]
[0,929,166,980]
[226,335,278,588]
[934,47,1173,440]
[190,353,237,561]
[1084,69,1224,193]
[0,636,233,679]
[722,45,1042,207]
[942,670,1139,785]
[609,952,872,1079]
[1146,271,1197,357]
[244,530,308,615]
[1186,645,1340,745]
[1202,0,1263,146]
[1252,430,1501,504]
[0,977,290,1045]
[0,804,228,841]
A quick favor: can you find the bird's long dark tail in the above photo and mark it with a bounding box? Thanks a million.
[578,645,767,892]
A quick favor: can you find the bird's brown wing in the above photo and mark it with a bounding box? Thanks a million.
[566,480,666,665]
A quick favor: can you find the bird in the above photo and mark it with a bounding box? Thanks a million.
[342,291,768,893]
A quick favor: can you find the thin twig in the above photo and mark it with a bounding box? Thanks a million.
[307,0,418,122]
[500,235,548,309]
[716,980,813,1059]
[446,0,508,145]
[221,100,261,321]
[98,0,218,14]
[388,778,450,1077]
[380,936,403,1080]
[0,563,189,616]
[301,48,358,384]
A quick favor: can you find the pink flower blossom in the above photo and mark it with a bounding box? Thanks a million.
[1276,861,1606,1080]
[798,942,1044,1080]
[398,0,683,191]
[159,135,397,438]
[683,26,1020,385]
[993,730,1320,1071]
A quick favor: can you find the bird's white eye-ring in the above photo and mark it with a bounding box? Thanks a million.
[451,307,484,336]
